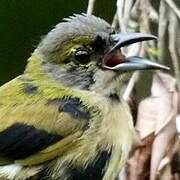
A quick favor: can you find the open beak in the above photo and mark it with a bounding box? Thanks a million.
[103,32,170,71]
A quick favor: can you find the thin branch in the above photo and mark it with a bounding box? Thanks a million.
[127,43,142,57]
[116,0,134,32]
[112,11,118,29]
[176,114,180,140]
[123,72,140,102]
[119,167,128,180]
[123,0,134,30]
[168,11,180,88]
[158,140,180,177]
[116,0,125,31]
[148,3,159,23]
[139,0,155,48]
[164,0,180,19]
[131,0,141,19]
[87,0,96,15]
[158,0,169,64]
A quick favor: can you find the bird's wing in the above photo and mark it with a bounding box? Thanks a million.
[0,76,90,166]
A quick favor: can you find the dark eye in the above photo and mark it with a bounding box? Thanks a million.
[74,49,90,64]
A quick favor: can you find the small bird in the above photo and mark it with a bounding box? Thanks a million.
[0,14,169,180]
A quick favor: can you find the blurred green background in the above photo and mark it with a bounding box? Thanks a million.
[0,0,116,85]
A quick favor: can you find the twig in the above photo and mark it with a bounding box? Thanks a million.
[158,0,168,64]
[164,0,180,19]
[116,0,125,31]
[139,0,155,48]
[168,11,180,88]
[123,72,140,102]
[176,114,180,139]
[127,43,142,57]
[112,11,118,29]
[116,0,134,32]
[87,0,96,15]
[131,0,141,19]
[148,4,159,23]
[123,0,134,30]
[117,0,142,101]
[119,167,128,180]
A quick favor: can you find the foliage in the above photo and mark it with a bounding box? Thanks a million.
[87,0,180,179]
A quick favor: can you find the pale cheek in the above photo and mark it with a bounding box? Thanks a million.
[89,70,133,98]
[89,70,116,91]
[96,70,115,83]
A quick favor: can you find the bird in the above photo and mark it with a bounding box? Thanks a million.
[0,14,169,180]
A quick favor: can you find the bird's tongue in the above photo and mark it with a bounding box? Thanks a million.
[103,50,125,68]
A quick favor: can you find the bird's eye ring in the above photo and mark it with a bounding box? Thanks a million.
[74,49,90,64]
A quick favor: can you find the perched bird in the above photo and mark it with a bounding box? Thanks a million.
[0,14,169,180]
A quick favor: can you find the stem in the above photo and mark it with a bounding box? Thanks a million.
[112,11,118,29]
[87,0,96,15]
[168,11,180,89]
[164,0,180,19]
[158,0,168,64]
[123,72,140,102]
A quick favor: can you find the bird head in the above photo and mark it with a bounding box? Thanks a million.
[36,14,169,96]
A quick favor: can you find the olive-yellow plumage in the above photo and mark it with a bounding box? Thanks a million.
[0,14,168,180]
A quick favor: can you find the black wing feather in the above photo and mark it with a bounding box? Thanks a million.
[0,123,62,160]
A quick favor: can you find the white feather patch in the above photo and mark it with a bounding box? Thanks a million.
[0,164,22,180]
[176,115,180,135]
